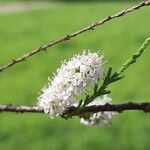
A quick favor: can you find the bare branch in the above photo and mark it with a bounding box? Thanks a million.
[0,0,150,73]
[0,104,43,113]
[0,102,150,117]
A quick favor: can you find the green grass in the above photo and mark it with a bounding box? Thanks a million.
[0,1,150,150]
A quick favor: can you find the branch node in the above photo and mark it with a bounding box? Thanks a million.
[22,57,26,61]
[38,46,42,51]
[12,59,16,63]
[143,103,150,113]
[43,47,47,53]
[106,16,112,21]
[65,34,71,40]
[90,26,95,30]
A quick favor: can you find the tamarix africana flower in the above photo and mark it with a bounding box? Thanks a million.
[37,51,103,118]
[80,95,116,126]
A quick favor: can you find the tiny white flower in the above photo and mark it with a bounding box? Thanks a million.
[80,95,116,127]
[37,51,103,118]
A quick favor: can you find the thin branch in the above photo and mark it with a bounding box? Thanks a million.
[0,104,43,113]
[0,0,150,73]
[0,102,150,117]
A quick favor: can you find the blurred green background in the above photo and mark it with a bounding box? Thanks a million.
[0,0,149,150]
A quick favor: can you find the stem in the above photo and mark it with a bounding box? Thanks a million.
[116,37,150,75]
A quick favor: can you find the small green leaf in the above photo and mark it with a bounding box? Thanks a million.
[94,84,98,94]
[78,100,83,108]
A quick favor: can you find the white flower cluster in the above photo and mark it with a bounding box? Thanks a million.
[80,95,116,127]
[38,51,103,118]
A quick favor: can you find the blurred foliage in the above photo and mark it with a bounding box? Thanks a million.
[0,1,149,150]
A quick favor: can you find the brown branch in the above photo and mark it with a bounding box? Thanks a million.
[0,104,43,113]
[0,102,150,117]
[0,0,150,73]
[63,102,150,117]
